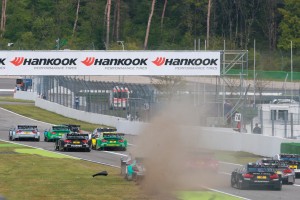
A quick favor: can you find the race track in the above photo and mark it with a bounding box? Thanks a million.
[1,95,300,199]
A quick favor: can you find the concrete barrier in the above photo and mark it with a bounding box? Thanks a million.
[14,91,299,157]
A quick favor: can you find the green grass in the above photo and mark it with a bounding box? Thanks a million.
[0,104,109,132]
[0,141,153,200]
[214,150,263,165]
[0,96,34,103]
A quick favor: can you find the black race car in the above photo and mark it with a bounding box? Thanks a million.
[231,163,282,190]
[54,133,91,152]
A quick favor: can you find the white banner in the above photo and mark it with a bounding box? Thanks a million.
[0,51,221,76]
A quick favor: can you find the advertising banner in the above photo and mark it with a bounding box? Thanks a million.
[0,51,221,76]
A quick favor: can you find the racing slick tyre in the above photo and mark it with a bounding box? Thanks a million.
[237,178,245,190]
[86,148,91,152]
[54,145,59,151]
[44,137,48,142]
[9,135,12,141]
[36,137,40,142]
[274,183,282,191]
[230,176,235,188]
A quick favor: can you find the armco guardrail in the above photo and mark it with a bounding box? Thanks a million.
[14,91,298,157]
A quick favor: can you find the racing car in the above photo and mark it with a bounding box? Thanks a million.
[91,128,117,150]
[93,131,127,151]
[54,132,91,152]
[9,125,40,141]
[43,125,70,142]
[257,158,295,184]
[273,153,300,177]
[231,163,282,190]
[121,156,145,184]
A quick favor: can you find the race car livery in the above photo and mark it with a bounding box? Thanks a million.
[231,163,282,190]
[94,131,127,151]
[44,125,70,142]
[54,133,91,152]
[274,154,300,177]
[121,156,145,184]
[91,128,117,149]
[258,158,295,184]
[9,125,40,141]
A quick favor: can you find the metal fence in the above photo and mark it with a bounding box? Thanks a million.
[33,75,299,133]
[35,76,157,120]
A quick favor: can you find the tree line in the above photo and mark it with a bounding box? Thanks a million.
[0,0,299,71]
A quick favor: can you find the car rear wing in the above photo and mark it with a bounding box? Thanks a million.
[97,128,117,132]
[63,124,81,132]
[103,132,125,137]
[17,125,38,130]
[52,125,70,130]
[66,133,89,139]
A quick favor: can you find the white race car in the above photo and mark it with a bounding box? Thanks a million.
[9,125,40,141]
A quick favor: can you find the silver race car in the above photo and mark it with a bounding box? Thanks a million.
[257,158,295,184]
[9,125,40,141]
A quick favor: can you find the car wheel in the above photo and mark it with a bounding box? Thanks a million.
[237,178,244,190]
[86,148,91,152]
[230,176,235,188]
[36,137,40,142]
[45,137,48,142]
[9,135,12,141]
[123,147,127,151]
[274,182,282,191]
[54,144,59,151]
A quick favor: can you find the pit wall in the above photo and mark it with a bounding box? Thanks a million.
[14,91,296,157]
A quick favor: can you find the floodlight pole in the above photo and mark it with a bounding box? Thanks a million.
[253,39,256,107]
[291,40,293,100]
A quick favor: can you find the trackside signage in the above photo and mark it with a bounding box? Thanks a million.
[0,51,221,76]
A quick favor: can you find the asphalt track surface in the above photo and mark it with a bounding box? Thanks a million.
[1,79,300,199]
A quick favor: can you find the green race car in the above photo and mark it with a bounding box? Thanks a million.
[94,132,127,151]
[44,125,70,142]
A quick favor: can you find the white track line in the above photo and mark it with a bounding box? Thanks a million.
[203,186,252,200]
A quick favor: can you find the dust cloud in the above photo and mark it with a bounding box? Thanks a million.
[131,100,228,199]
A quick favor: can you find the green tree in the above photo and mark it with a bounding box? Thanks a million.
[278,0,300,50]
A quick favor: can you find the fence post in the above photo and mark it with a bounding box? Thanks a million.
[271,110,275,136]
[284,111,288,138]
[260,107,263,135]
[291,113,294,138]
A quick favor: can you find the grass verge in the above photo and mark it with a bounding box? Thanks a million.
[0,104,108,132]
[214,150,263,165]
[0,96,34,103]
[0,141,152,200]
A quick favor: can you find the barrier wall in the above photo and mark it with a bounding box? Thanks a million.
[14,91,300,157]
[14,90,38,101]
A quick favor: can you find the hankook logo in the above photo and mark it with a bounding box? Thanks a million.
[11,57,24,66]
[82,57,95,66]
[152,57,166,67]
